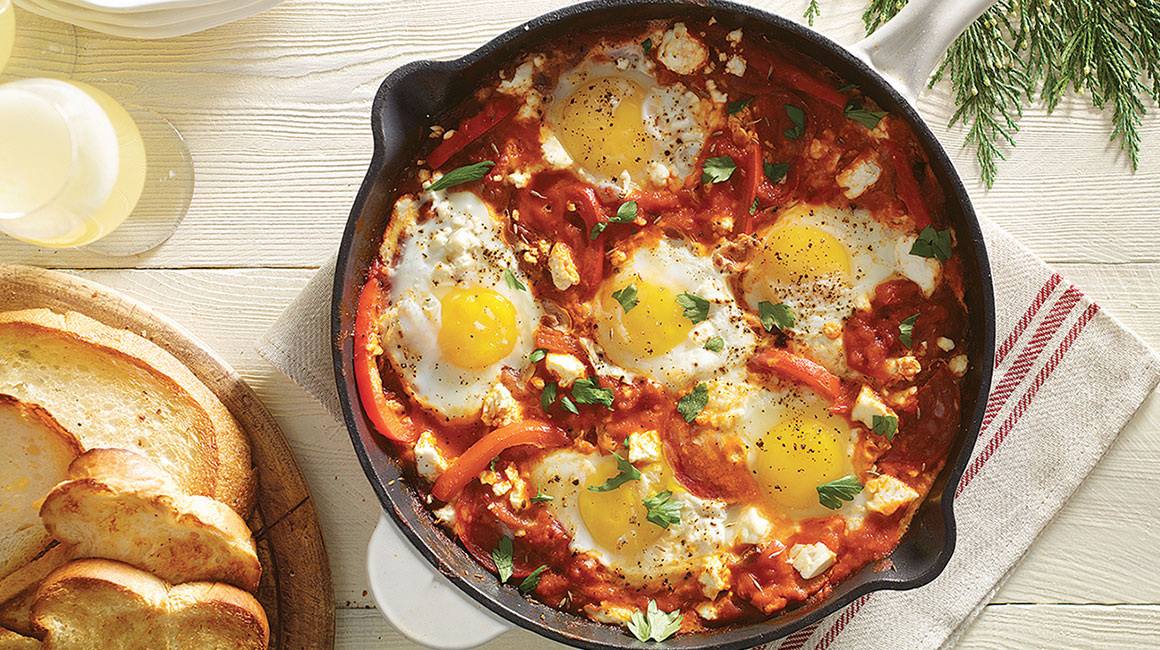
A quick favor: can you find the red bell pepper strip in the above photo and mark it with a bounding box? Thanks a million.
[354,275,419,444]
[427,96,519,170]
[432,420,570,502]
[738,138,764,234]
[769,59,847,108]
[752,348,842,402]
[886,136,932,229]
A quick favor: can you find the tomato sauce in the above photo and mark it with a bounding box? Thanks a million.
[355,17,970,633]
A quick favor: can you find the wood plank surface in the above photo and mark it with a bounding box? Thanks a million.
[0,265,335,649]
[3,0,1159,646]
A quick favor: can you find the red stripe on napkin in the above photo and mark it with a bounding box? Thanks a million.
[995,274,1061,365]
[980,285,1081,431]
[958,302,1100,494]
[812,594,871,650]
[812,293,1100,649]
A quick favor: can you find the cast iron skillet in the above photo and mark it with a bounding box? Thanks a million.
[333,1,997,647]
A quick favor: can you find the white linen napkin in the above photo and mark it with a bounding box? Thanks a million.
[258,217,1160,650]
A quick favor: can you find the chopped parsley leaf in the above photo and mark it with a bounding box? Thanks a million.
[677,383,709,423]
[817,475,863,510]
[425,161,494,192]
[587,452,641,492]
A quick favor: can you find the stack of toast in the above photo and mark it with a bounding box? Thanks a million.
[0,309,267,649]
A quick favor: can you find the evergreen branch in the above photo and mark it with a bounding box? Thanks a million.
[804,0,821,26]
[932,3,1030,187]
[863,0,906,34]
[860,0,1160,185]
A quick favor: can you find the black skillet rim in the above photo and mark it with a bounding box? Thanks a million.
[332,1,996,648]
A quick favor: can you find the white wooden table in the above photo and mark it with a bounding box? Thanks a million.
[4,0,1159,647]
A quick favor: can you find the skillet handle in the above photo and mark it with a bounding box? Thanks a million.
[848,0,999,103]
[366,512,511,649]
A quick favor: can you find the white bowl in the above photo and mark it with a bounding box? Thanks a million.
[15,0,281,38]
[25,0,251,27]
[35,0,231,16]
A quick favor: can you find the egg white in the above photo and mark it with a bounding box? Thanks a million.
[384,190,541,420]
[593,238,756,392]
[542,47,713,193]
[528,448,772,585]
[741,203,941,374]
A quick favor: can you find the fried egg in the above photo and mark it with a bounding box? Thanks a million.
[542,47,714,191]
[593,238,755,391]
[529,447,771,584]
[740,203,940,372]
[384,190,541,420]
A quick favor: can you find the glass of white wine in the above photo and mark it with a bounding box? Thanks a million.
[0,78,193,254]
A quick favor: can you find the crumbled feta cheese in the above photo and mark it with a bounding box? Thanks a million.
[498,60,535,95]
[545,352,586,387]
[479,467,511,496]
[583,603,635,625]
[413,430,448,482]
[836,155,882,199]
[897,240,940,295]
[616,57,630,71]
[696,601,724,621]
[726,28,743,45]
[809,138,827,159]
[949,354,969,376]
[541,132,574,169]
[936,337,955,352]
[698,555,731,599]
[885,386,918,410]
[704,79,728,104]
[734,506,771,545]
[647,161,672,185]
[657,22,708,75]
[548,242,581,291]
[885,355,922,380]
[725,54,746,77]
[851,385,897,430]
[506,171,531,188]
[503,465,529,510]
[788,542,836,580]
[432,504,456,527]
[481,383,521,428]
[626,430,662,464]
[517,92,542,120]
[855,293,872,312]
[865,474,920,516]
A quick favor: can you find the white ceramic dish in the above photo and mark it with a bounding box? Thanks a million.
[36,0,225,16]
[15,0,280,38]
[27,0,248,27]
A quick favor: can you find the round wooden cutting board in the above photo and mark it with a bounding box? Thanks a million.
[0,263,335,650]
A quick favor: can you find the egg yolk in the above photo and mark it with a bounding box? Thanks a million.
[438,288,519,369]
[556,75,653,181]
[579,458,664,555]
[760,223,851,285]
[752,405,849,512]
[603,278,690,358]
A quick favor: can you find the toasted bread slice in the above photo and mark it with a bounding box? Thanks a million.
[0,309,254,514]
[0,545,77,639]
[32,559,268,650]
[0,587,36,639]
[41,449,260,593]
[0,397,82,582]
[0,627,39,650]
